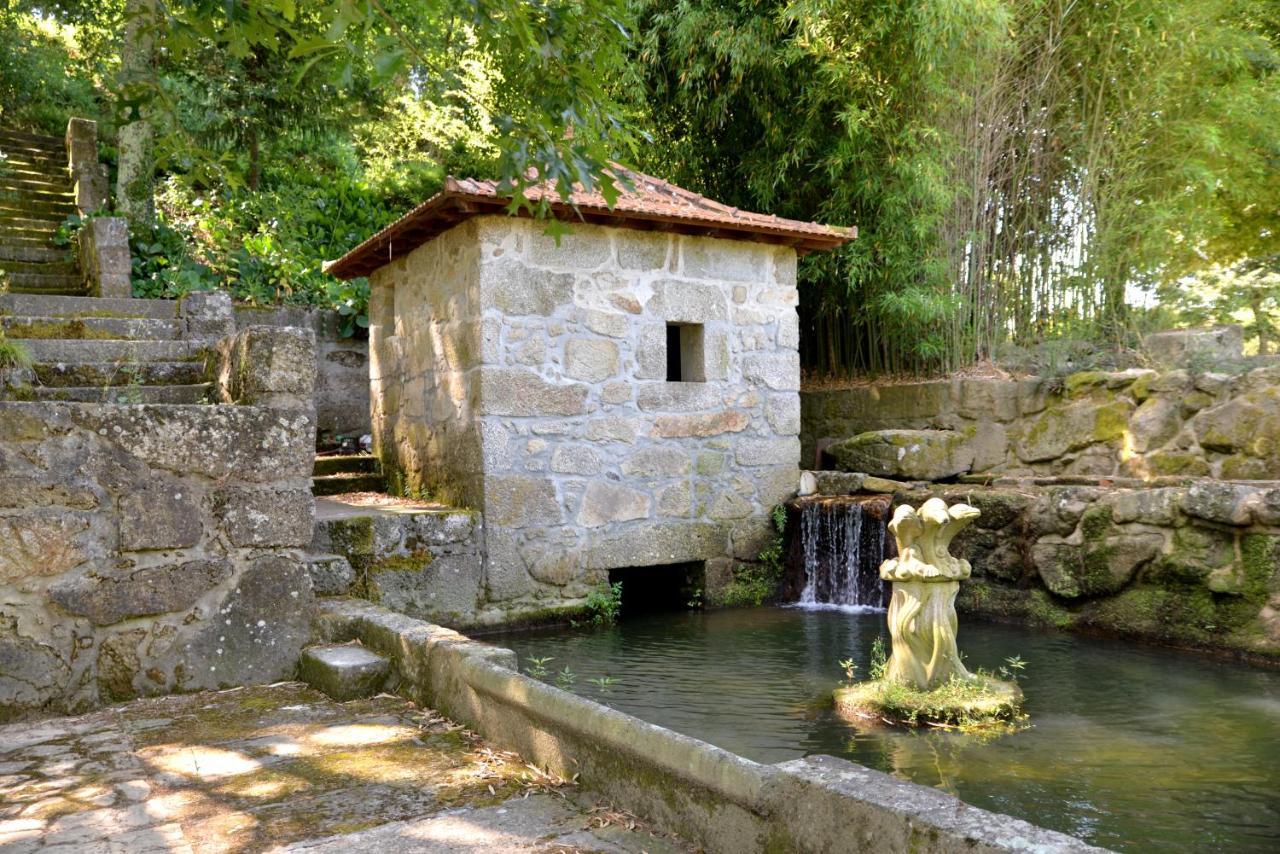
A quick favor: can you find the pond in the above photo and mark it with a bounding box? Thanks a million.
[494,606,1280,853]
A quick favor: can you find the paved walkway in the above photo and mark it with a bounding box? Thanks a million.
[0,684,690,853]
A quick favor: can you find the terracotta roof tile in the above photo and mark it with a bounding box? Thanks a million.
[325,166,854,280]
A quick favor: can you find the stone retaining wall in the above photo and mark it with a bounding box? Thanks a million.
[315,597,1100,854]
[0,327,318,721]
[802,366,1280,481]
[806,473,1280,660]
[311,504,487,626]
[232,305,370,438]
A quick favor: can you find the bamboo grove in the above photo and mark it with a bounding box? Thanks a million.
[629,0,1280,375]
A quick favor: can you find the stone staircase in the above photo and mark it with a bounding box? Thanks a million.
[312,454,385,495]
[0,293,213,403]
[0,128,85,296]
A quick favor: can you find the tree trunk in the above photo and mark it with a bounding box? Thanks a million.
[116,0,158,229]
[1250,290,1271,356]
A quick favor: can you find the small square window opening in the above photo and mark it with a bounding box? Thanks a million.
[666,323,706,382]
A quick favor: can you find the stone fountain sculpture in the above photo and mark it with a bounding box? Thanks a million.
[834,496,1023,726]
[879,498,980,691]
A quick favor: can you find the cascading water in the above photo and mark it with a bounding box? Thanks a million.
[792,495,894,611]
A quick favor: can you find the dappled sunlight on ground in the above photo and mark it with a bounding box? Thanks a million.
[0,682,689,853]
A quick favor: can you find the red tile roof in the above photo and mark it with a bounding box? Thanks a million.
[325,167,855,280]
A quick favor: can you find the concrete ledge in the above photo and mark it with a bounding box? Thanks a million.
[313,598,1105,853]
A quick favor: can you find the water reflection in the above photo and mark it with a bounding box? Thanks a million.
[495,607,1280,852]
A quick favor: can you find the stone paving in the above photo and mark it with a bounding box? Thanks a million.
[0,683,691,853]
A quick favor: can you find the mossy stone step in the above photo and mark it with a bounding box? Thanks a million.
[299,644,389,701]
[0,188,75,205]
[0,260,78,276]
[0,128,65,147]
[0,176,73,194]
[0,293,179,320]
[314,454,378,476]
[0,196,76,214]
[31,360,208,388]
[312,472,386,496]
[0,235,63,250]
[20,338,207,363]
[2,315,183,341]
[18,383,215,404]
[3,273,85,295]
[0,245,72,263]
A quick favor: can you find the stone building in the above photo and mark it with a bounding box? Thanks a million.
[327,171,852,622]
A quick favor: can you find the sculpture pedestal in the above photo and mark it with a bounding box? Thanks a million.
[884,579,969,691]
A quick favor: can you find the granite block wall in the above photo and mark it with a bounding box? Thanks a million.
[802,367,1280,481]
[369,216,802,619]
[0,328,317,721]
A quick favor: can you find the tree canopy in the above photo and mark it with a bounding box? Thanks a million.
[1,0,1277,369]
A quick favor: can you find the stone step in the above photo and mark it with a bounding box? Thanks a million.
[0,162,66,179]
[32,360,207,388]
[0,244,72,263]
[21,383,214,404]
[2,314,182,341]
[0,217,65,234]
[299,644,389,701]
[0,231,61,248]
[312,472,386,496]
[20,339,207,363]
[0,128,65,149]
[4,284,89,298]
[0,197,76,219]
[0,293,179,320]
[0,140,65,156]
[303,553,356,596]
[0,186,75,205]
[0,175,74,194]
[314,454,378,476]
[3,272,85,292]
[0,162,67,181]
[0,259,79,277]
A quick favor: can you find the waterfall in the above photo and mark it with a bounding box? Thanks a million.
[792,495,893,611]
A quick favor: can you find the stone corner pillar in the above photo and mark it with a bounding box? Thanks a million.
[75,217,132,299]
[65,117,108,215]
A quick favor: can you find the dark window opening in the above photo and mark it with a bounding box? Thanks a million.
[665,323,706,382]
[608,561,705,617]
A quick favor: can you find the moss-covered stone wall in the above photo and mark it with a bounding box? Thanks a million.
[809,476,1280,661]
[802,366,1280,480]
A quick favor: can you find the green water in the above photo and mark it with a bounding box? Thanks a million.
[494,607,1280,852]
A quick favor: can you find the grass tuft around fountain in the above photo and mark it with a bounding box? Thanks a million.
[835,672,1024,730]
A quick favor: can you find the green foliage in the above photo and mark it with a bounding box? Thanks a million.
[0,10,103,134]
[868,636,888,682]
[723,505,789,606]
[0,332,32,372]
[523,656,553,679]
[554,666,577,690]
[583,581,624,627]
[630,0,1280,376]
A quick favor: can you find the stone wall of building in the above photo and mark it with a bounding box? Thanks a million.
[370,216,802,620]
[802,366,1280,481]
[368,222,485,509]
[804,473,1280,660]
[0,327,317,721]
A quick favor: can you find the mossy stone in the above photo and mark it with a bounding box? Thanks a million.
[834,675,1024,728]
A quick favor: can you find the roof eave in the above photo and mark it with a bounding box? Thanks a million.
[324,192,855,280]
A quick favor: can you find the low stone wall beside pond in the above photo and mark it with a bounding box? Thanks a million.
[802,366,1280,480]
[803,473,1280,661]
